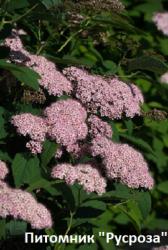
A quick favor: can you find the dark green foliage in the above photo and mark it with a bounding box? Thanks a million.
[0,0,168,249]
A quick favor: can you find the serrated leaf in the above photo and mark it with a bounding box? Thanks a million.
[134,192,151,219]
[0,60,40,90]
[118,200,143,233]
[12,154,41,187]
[23,157,42,185]
[128,56,168,74]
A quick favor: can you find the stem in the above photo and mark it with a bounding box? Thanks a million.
[54,211,74,250]
[5,3,38,24]
[57,29,83,53]
[119,71,141,79]
[56,17,91,53]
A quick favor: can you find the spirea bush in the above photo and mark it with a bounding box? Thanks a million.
[0,0,168,250]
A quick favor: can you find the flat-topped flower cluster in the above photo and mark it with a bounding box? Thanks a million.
[0,30,154,228]
[5,30,154,193]
[0,161,52,229]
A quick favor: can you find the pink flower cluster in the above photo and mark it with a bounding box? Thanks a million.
[88,115,112,138]
[91,136,154,189]
[63,67,144,119]
[51,163,106,195]
[160,72,168,84]
[11,113,48,154]
[8,30,154,192]
[44,99,88,153]
[153,247,168,250]
[153,12,168,36]
[0,161,9,180]
[0,161,52,229]
[5,30,72,96]
[12,99,88,155]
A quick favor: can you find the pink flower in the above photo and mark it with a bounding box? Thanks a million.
[26,140,43,154]
[63,67,144,119]
[55,148,63,159]
[160,72,168,84]
[12,113,47,141]
[5,30,72,96]
[44,99,88,152]
[25,54,72,96]
[88,115,112,138]
[0,183,52,229]
[153,12,168,36]
[91,136,154,189]
[51,163,107,195]
[11,113,48,154]
[0,161,8,180]
[152,247,168,250]
[0,162,52,229]
[4,29,24,52]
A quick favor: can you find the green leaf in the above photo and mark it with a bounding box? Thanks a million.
[0,107,7,140]
[6,0,30,11]
[110,121,120,142]
[45,54,94,67]
[0,150,12,162]
[41,0,62,9]
[78,244,97,250]
[124,119,133,136]
[128,56,168,74]
[134,192,151,219]
[12,154,41,187]
[94,229,116,250]
[134,1,163,21]
[102,60,118,74]
[157,181,168,194]
[152,137,168,172]
[103,183,133,200]
[81,200,106,211]
[56,183,76,211]
[146,218,168,230]
[120,134,154,154]
[93,13,139,33]
[0,60,40,90]
[23,157,42,185]
[0,219,6,239]
[12,154,27,187]
[118,200,143,233]
[159,38,168,56]
[6,220,27,236]
[41,140,57,168]
[27,178,62,196]
[7,0,30,11]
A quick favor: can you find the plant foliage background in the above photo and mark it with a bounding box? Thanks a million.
[0,0,168,249]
